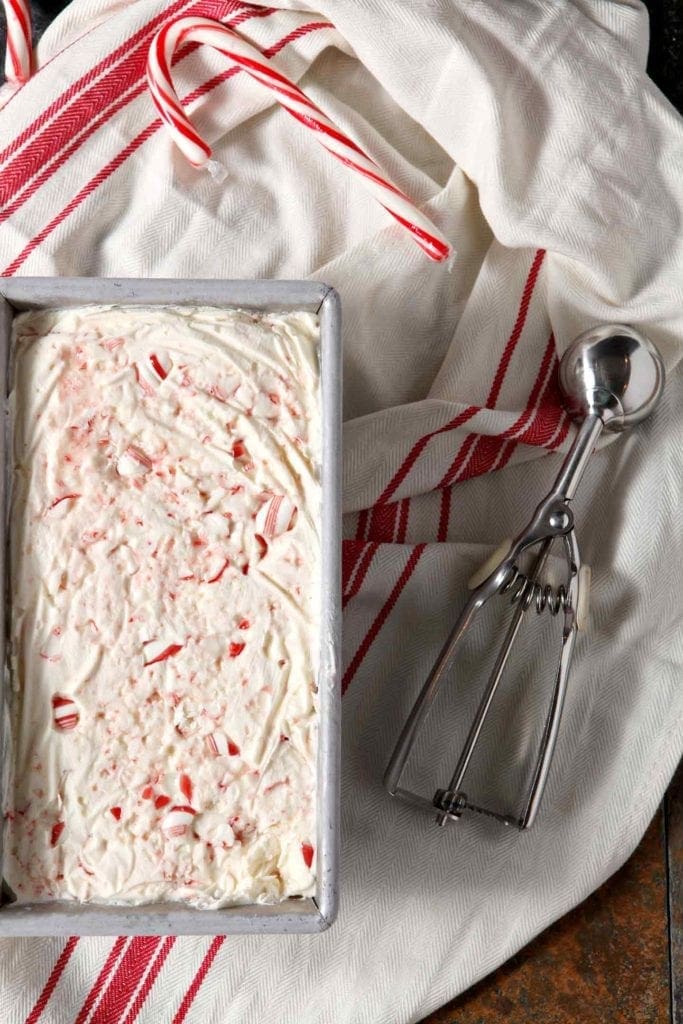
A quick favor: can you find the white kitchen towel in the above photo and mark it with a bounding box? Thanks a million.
[0,1,682,1022]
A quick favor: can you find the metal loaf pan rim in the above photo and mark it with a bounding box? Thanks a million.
[0,278,341,936]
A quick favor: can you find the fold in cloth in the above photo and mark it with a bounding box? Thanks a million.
[0,1,681,1022]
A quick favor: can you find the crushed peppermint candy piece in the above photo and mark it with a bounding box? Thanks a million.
[205,558,230,584]
[110,807,122,821]
[162,804,197,838]
[229,815,255,843]
[100,336,125,352]
[52,694,80,732]
[255,495,297,539]
[149,352,172,380]
[40,626,62,662]
[205,732,228,757]
[143,640,184,667]
[50,822,65,847]
[117,445,153,477]
[48,493,81,514]
[179,773,193,802]
[137,350,173,392]
[301,842,314,868]
[228,642,245,658]
[205,732,240,757]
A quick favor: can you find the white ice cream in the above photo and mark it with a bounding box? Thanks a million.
[5,304,321,908]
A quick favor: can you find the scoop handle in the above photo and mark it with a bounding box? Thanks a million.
[551,414,603,503]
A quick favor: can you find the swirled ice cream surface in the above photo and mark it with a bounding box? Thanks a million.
[5,304,320,907]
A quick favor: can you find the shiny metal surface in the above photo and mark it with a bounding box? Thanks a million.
[558,323,665,432]
[386,325,665,831]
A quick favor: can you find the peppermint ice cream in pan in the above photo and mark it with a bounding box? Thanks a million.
[6,304,321,909]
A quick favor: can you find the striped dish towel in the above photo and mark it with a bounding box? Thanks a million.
[1,1,682,1022]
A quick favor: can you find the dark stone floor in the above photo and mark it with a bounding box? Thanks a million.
[424,764,682,1023]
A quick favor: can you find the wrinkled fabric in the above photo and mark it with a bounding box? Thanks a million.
[0,1,681,1022]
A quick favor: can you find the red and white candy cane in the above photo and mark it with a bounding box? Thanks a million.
[146,16,451,262]
[2,0,31,85]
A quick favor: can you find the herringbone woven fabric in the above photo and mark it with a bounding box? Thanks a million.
[0,2,681,1022]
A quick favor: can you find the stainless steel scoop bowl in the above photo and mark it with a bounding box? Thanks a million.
[559,324,664,430]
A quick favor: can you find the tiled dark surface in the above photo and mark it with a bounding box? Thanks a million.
[422,810,671,1024]
[647,0,683,111]
[668,764,683,1023]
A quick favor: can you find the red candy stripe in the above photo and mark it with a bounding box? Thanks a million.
[149,353,170,380]
[52,694,80,732]
[50,821,65,847]
[143,641,184,667]
[255,494,297,539]
[179,773,193,802]
[146,16,452,261]
[162,805,197,838]
[205,732,240,757]
[49,493,81,511]
[301,842,314,868]
[2,0,32,85]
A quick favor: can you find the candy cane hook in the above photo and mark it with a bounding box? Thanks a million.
[2,0,32,85]
[147,16,452,262]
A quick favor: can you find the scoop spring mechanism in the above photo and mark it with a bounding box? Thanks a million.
[500,564,569,616]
